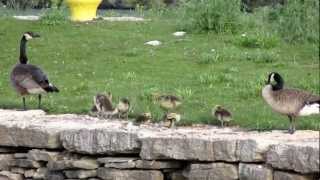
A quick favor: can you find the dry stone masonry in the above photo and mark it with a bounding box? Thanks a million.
[0,109,318,180]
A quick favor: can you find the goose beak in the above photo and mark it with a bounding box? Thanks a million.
[32,33,40,38]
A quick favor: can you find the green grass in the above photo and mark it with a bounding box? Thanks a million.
[0,8,319,131]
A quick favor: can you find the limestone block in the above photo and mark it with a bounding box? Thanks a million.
[239,163,273,180]
[183,163,238,180]
[267,142,319,173]
[97,168,164,180]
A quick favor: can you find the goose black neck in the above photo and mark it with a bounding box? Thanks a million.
[19,36,28,64]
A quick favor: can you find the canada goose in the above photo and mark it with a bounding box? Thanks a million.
[10,32,59,110]
[212,105,232,127]
[91,92,113,117]
[164,112,181,128]
[262,72,320,134]
[135,112,152,124]
[157,95,182,112]
[112,97,130,119]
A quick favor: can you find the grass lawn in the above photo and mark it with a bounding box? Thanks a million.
[0,9,319,131]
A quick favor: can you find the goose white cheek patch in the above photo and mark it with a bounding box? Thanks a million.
[299,103,320,116]
[24,34,33,40]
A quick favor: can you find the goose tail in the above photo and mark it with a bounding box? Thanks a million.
[298,100,320,116]
[44,83,59,93]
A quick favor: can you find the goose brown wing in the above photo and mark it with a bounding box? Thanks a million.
[276,88,320,106]
[11,64,49,92]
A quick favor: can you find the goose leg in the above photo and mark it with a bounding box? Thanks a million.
[221,120,224,128]
[288,115,294,134]
[22,97,26,110]
[38,94,42,109]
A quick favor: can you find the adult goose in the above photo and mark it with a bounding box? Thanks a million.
[10,32,59,110]
[262,72,319,134]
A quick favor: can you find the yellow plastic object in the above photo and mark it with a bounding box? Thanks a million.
[66,0,102,21]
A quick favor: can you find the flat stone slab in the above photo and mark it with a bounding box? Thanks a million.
[97,168,163,180]
[267,141,319,174]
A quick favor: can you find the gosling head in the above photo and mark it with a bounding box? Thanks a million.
[23,31,40,41]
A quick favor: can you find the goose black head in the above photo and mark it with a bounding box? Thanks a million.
[23,32,40,41]
[267,72,284,90]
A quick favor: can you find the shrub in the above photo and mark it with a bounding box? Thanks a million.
[268,0,319,43]
[235,33,279,49]
[177,0,243,33]
[40,8,67,26]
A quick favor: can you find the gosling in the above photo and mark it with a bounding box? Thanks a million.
[112,97,130,119]
[164,112,181,128]
[91,92,113,118]
[213,105,232,128]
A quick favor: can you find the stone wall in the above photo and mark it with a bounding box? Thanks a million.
[0,109,318,180]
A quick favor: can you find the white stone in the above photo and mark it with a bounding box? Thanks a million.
[145,40,162,46]
[173,31,186,37]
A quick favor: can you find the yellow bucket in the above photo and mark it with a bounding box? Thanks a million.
[66,0,102,21]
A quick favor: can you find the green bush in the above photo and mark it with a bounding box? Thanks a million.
[40,8,67,26]
[177,0,243,33]
[234,33,279,49]
[268,0,319,43]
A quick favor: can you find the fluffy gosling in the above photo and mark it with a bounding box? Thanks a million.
[112,97,130,119]
[164,112,181,128]
[91,92,113,117]
[213,105,232,128]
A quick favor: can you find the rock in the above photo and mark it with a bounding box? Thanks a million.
[33,167,48,179]
[72,158,99,169]
[98,157,181,170]
[273,171,316,180]
[10,167,25,174]
[24,169,35,178]
[239,163,273,180]
[61,129,140,155]
[173,31,186,37]
[9,159,42,168]
[99,157,138,169]
[13,153,28,159]
[237,139,276,162]
[64,170,97,179]
[135,160,182,169]
[47,160,73,171]
[0,171,23,180]
[97,168,163,180]
[0,155,14,170]
[27,149,60,161]
[140,136,238,161]
[45,171,65,180]
[266,142,319,174]
[0,110,59,149]
[183,163,238,180]
[48,158,98,170]
[166,171,186,180]
[145,40,162,46]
